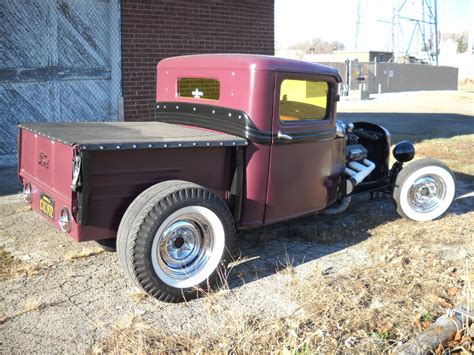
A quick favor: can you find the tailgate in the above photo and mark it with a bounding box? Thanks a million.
[18,127,75,226]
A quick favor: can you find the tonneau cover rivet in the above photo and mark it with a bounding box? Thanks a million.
[164,144,168,147]
[148,144,152,148]
[116,145,121,149]
[100,146,104,150]
[133,144,137,148]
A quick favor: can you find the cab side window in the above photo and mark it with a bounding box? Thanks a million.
[178,78,220,100]
[279,79,329,122]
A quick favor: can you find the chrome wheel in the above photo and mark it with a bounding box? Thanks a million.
[408,175,446,213]
[157,217,212,279]
[151,206,225,288]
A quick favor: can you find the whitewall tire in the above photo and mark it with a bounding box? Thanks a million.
[117,180,235,303]
[393,158,455,221]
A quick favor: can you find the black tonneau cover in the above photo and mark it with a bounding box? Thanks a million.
[19,122,248,150]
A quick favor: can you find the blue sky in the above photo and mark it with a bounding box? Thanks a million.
[275,0,473,50]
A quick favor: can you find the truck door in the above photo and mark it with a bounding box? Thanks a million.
[264,72,343,224]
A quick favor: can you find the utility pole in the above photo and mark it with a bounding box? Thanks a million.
[355,0,362,50]
[391,0,398,63]
[434,0,439,65]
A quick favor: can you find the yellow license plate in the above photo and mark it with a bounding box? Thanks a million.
[39,193,55,220]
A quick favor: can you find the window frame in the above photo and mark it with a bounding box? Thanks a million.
[275,73,337,129]
[278,79,330,123]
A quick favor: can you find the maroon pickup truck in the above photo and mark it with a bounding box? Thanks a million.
[18,54,455,302]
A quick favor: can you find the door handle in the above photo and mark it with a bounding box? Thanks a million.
[277,131,293,141]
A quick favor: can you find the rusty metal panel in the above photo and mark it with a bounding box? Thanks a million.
[0,0,122,167]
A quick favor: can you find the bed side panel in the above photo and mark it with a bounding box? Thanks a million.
[80,147,232,236]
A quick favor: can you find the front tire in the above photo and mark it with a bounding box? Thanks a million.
[393,158,455,221]
[117,180,235,302]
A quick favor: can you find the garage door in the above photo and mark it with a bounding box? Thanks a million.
[0,0,122,166]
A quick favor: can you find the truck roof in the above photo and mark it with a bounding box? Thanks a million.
[158,54,341,80]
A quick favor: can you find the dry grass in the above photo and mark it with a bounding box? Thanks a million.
[95,210,472,353]
[65,247,105,261]
[23,298,41,313]
[129,289,148,303]
[0,247,43,281]
[94,134,473,353]
[0,297,42,325]
[415,134,474,177]
[459,79,474,92]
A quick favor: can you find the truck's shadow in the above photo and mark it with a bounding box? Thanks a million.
[339,112,474,144]
[227,178,473,289]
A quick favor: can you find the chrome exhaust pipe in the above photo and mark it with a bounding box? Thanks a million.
[344,159,376,193]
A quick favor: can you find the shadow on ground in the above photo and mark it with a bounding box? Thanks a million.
[339,112,474,143]
[228,172,474,289]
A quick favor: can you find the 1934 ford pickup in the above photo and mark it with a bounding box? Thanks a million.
[17,54,455,302]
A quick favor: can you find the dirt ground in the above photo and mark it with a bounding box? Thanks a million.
[0,90,473,353]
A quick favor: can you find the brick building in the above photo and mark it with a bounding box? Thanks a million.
[121,0,275,121]
[0,0,274,166]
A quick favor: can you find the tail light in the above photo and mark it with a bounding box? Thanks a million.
[22,183,33,204]
[59,207,72,233]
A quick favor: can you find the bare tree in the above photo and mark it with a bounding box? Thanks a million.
[288,37,345,54]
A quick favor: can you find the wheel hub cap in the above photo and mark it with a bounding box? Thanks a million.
[160,221,201,267]
[155,214,213,281]
[409,175,446,213]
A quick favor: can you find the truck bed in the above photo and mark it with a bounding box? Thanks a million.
[18,121,248,150]
[18,121,246,242]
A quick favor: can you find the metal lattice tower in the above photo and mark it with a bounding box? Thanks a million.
[392,0,439,65]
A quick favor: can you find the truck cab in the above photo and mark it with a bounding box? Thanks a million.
[155,54,344,226]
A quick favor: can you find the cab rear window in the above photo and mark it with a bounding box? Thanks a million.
[178,78,220,100]
[279,79,329,121]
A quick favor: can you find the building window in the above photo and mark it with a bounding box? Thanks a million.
[279,79,329,121]
[178,78,220,100]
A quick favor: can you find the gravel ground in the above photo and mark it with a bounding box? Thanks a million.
[1,90,473,353]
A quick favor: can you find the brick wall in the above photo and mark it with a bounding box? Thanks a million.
[121,0,275,121]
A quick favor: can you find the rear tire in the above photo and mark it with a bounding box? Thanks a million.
[117,180,235,302]
[393,158,455,221]
[95,238,116,252]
